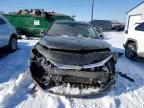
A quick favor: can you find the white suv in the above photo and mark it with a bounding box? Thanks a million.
[0,15,17,51]
[124,21,144,59]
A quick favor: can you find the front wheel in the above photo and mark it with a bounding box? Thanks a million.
[125,43,137,59]
[8,36,18,51]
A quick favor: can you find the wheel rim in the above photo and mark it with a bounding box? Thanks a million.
[126,45,134,58]
[11,38,17,50]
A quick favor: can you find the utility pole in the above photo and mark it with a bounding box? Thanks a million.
[91,0,94,21]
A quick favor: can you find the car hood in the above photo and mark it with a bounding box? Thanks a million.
[34,36,114,66]
[39,36,111,50]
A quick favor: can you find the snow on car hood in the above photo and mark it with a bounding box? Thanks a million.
[39,36,111,50]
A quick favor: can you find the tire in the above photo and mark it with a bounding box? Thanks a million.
[8,36,18,51]
[125,43,137,59]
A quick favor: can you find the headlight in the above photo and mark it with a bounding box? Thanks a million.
[31,47,55,68]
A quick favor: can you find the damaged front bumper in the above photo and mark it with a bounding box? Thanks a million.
[30,53,116,88]
[29,45,118,97]
[30,57,116,97]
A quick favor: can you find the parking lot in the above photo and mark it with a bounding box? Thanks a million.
[0,32,143,108]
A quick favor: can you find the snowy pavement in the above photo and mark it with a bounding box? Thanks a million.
[0,32,144,108]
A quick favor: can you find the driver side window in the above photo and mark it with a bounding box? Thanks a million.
[135,23,144,31]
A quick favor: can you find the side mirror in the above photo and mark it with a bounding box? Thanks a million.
[99,34,104,40]
[95,30,104,40]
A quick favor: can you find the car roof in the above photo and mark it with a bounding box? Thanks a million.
[53,20,90,25]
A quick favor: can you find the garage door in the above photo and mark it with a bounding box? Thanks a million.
[128,15,142,29]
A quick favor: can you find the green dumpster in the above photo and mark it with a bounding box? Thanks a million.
[3,14,72,37]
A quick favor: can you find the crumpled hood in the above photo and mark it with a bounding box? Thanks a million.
[39,36,111,50]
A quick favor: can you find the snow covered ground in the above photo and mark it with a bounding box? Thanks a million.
[0,32,144,108]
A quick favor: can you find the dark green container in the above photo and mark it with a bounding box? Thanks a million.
[3,14,72,37]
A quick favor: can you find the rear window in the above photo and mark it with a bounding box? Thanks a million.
[135,23,144,31]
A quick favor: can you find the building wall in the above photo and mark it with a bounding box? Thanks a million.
[128,3,144,16]
[128,3,144,20]
[125,2,144,30]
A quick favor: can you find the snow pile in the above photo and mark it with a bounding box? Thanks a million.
[0,71,31,107]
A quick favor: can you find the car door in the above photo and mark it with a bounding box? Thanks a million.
[0,17,9,48]
[134,22,144,52]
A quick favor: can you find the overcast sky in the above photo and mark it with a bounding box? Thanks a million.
[0,0,143,22]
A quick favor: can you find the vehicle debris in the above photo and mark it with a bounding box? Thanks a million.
[116,71,135,82]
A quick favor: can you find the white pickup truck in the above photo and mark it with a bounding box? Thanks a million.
[124,21,144,59]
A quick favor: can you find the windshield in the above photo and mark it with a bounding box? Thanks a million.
[47,23,99,39]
